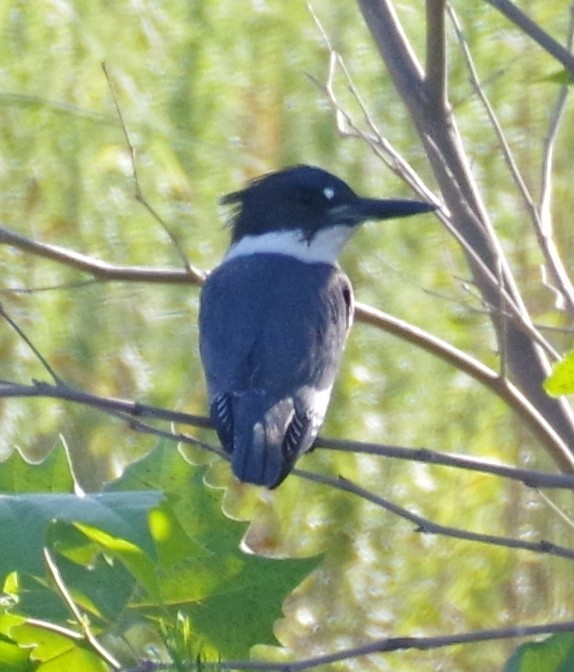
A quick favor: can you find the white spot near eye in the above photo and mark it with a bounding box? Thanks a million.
[323,186,335,200]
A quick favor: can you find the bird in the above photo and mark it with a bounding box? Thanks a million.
[199,165,435,488]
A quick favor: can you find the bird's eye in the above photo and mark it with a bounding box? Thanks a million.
[294,187,315,206]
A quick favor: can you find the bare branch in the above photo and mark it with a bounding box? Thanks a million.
[312,29,562,365]
[125,617,574,670]
[537,5,574,312]
[357,0,574,460]
[485,0,574,78]
[102,63,194,275]
[0,224,204,284]
[6,214,569,465]
[295,469,574,561]
[356,302,574,469]
[0,379,210,429]
[425,0,447,110]
[219,619,574,671]
[356,0,427,106]
[305,27,437,204]
[449,5,574,315]
[317,437,574,490]
[3,379,574,491]
[538,490,574,531]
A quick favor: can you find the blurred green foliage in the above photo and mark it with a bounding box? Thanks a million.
[0,1,574,670]
[503,633,574,672]
[0,444,318,667]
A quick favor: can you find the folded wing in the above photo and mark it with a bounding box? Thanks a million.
[199,254,353,487]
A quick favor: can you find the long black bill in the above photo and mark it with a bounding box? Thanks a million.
[354,197,437,222]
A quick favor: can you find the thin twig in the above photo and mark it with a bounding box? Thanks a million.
[44,548,122,669]
[356,302,573,466]
[224,618,574,671]
[294,469,574,561]
[121,412,223,459]
[308,49,438,204]
[123,616,574,670]
[0,379,210,428]
[537,3,574,312]
[448,3,574,314]
[102,63,196,277]
[0,303,63,384]
[24,617,85,641]
[317,437,574,490]
[311,29,561,367]
[1,379,573,491]
[538,490,574,532]
[307,5,438,204]
[2,278,100,294]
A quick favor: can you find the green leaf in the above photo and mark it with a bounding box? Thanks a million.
[0,442,162,580]
[0,490,163,579]
[0,641,31,672]
[0,441,319,661]
[8,622,109,672]
[0,609,106,671]
[11,548,135,625]
[3,572,70,624]
[540,68,574,85]
[544,350,574,396]
[0,444,74,494]
[503,632,574,672]
[107,442,320,659]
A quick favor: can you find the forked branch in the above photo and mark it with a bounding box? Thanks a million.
[356,0,574,463]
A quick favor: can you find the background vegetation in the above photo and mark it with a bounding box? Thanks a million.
[1,1,574,670]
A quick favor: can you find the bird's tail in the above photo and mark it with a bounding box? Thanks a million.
[229,394,305,488]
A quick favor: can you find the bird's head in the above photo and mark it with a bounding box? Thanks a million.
[221,165,436,264]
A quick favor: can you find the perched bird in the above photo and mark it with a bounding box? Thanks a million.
[199,165,434,488]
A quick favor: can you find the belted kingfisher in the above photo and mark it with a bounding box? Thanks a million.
[199,165,434,488]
